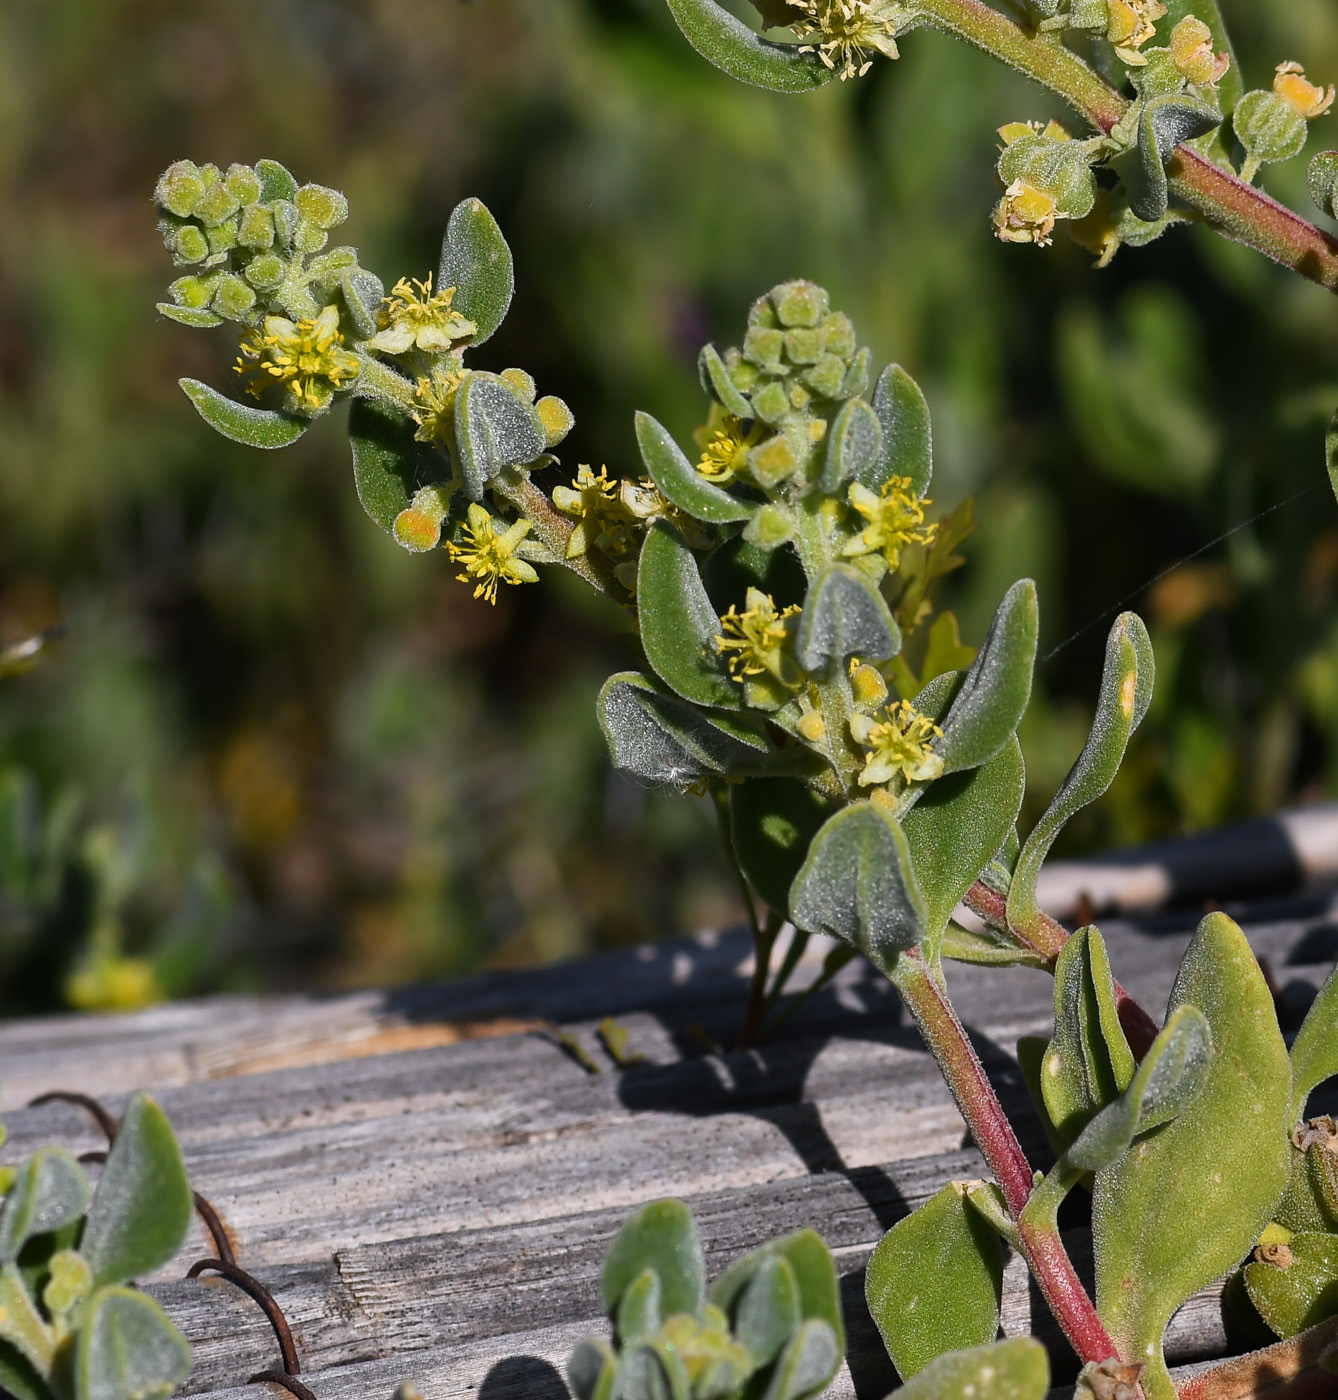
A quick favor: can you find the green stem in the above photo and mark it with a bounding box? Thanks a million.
[493,471,627,601]
[738,909,783,1050]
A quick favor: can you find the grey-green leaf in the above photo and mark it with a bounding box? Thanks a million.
[81,1095,193,1287]
[617,1268,663,1347]
[601,1199,705,1322]
[0,1148,90,1264]
[698,344,754,418]
[437,197,514,346]
[454,373,546,500]
[759,1318,840,1400]
[662,0,835,93]
[731,779,837,918]
[869,364,932,495]
[735,1254,802,1368]
[157,303,223,329]
[710,1229,844,1357]
[635,411,753,524]
[866,1183,1003,1380]
[255,159,298,202]
[819,397,884,494]
[567,1339,618,1400]
[1290,963,1338,1125]
[930,580,1037,776]
[1126,95,1223,222]
[893,1339,1050,1400]
[794,563,900,671]
[788,802,925,971]
[637,522,740,709]
[348,397,442,534]
[75,1288,192,1400]
[179,378,309,449]
[1009,612,1152,937]
[1244,1232,1338,1340]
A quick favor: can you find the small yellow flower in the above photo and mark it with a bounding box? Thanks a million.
[552,465,632,559]
[715,588,802,685]
[697,416,763,485]
[235,304,361,413]
[1105,0,1166,65]
[790,0,901,80]
[368,274,477,355]
[1168,16,1230,87]
[842,476,936,570]
[992,179,1059,246]
[446,502,539,604]
[851,699,944,788]
[1273,61,1336,120]
[411,366,466,445]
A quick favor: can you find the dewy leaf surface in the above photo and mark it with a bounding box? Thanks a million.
[869,365,932,495]
[75,1288,192,1400]
[893,1338,1049,1400]
[453,374,546,500]
[1244,1232,1338,1339]
[179,379,309,450]
[437,197,513,346]
[662,0,835,93]
[81,1095,193,1287]
[635,411,753,524]
[0,1148,90,1264]
[710,1229,845,1357]
[819,397,883,494]
[1092,913,1291,1400]
[865,1183,1003,1379]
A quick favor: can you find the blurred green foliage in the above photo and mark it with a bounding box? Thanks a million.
[0,0,1336,1011]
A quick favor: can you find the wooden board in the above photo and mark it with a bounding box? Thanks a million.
[2,896,1335,1400]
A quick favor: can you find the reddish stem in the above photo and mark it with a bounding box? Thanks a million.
[963,881,1161,1058]
[894,953,1119,1365]
[1174,1315,1338,1400]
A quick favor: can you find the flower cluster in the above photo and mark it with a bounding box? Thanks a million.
[235,306,361,413]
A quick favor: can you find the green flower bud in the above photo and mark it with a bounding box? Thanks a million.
[744,325,785,371]
[194,179,241,228]
[772,279,828,327]
[1309,151,1338,219]
[212,274,257,320]
[536,395,575,447]
[272,200,299,250]
[824,311,856,357]
[803,353,847,397]
[225,162,262,206]
[783,326,826,364]
[174,224,209,264]
[155,160,206,218]
[244,252,286,289]
[292,217,329,255]
[751,380,791,424]
[206,218,239,255]
[169,274,215,309]
[500,367,537,402]
[1234,89,1309,166]
[294,183,349,230]
[237,203,275,249]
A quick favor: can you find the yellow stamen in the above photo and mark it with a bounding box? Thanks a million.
[842,476,936,570]
[850,699,944,787]
[445,503,539,604]
[715,588,801,684]
[1274,61,1335,120]
[790,0,901,80]
[235,304,360,413]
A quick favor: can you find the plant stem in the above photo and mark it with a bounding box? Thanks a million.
[738,909,783,1050]
[494,471,626,600]
[893,951,1119,1365]
[964,880,1161,1057]
[911,0,1338,297]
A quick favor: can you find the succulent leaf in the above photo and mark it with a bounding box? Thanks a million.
[730,778,837,917]
[869,364,932,495]
[348,398,443,535]
[890,1338,1050,1400]
[662,0,835,92]
[635,411,754,524]
[601,1200,705,1325]
[178,378,310,450]
[0,1149,90,1265]
[453,373,546,500]
[794,563,901,671]
[437,197,514,346]
[819,397,884,493]
[1244,1232,1338,1339]
[74,1289,192,1400]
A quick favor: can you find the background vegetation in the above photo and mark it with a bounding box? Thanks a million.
[0,0,1336,1013]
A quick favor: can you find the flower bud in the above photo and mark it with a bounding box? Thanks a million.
[212,273,257,320]
[169,275,215,309]
[992,123,1097,246]
[237,203,275,249]
[294,183,349,230]
[1168,17,1229,86]
[155,160,206,218]
[536,395,575,447]
[173,224,210,264]
[194,178,241,229]
[225,162,262,206]
[500,367,537,402]
[1105,0,1167,66]
[244,252,286,290]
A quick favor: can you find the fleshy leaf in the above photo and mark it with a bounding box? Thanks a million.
[794,563,900,671]
[1093,913,1291,1400]
[903,736,1025,961]
[698,343,754,418]
[788,801,924,970]
[567,1339,618,1400]
[928,580,1037,776]
[81,1095,193,1287]
[758,1318,840,1400]
[179,379,309,449]
[157,304,223,329]
[598,672,770,788]
[1125,94,1223,222]
[1289,963,1338,1124]
[1244,1233,1338,1339]
[0,1263,54,1374]
[865,1183,1004,1379]
[819,397,884,494]
[348,398,442,534]
[616,1269,662,1347]
[734,1255,802,1368]
[893,1339,1050,1400]
[710,1229,844,1357]
[74,1288,192,1400]
[869,364,932,495]
[255,159,298,202]
[635,411,753,523]
[453,373,546,500]
[0,1149,90,1265]
[637,522,740,709]
[662,0,835,93]
[730,778,837,917]
[437,197,514,346]
[1009,613,1153,937]
[601,1199,705,1322]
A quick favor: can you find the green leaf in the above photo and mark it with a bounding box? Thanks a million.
[1064,1003,1212,1173]
[1040,927,1137,1144]
[865,1183,1004,1380]
[902,736,1025,960]
[635,411,753,524]
[1244,1233,1338,1339]
[74,1288,192,1400]
[437,197,514,346]
[730,778,836,916]
[1161,0,1242,111]
[819,397,883,494]
[0,1263,54,1375]
[710,1229,844,1357]
[892,1339,1050,1400]
[340,267,386,339]
[1326,408,1338,509]
[698,343,754,418]
[623,1341,690,1400]
[348,397,442,534]
[81,1095,193,1287]
[179,378,309,449]
[157,303,223,329]
[0,1150,90,1265]
[794,563,900,671]
[758,1318,840,1400]
[734,1254,802,1367]
[567,1339,618,1400]
[255,159,298,202]
[929,580,1037,776]
[601,1200,705,1323]
[453,373,546,500]
[1310,153,1338,221]
[1093,913,1291,1400]
[788,801,925,971]
[1125,95,1223,222]
[662,0,835,93]
[939,921,1041,969]
[1009,613,1153,937]
[1017,1034,1070,1161]
[598,672,770,788]
[616,1269,663,1347]
[869,365,932,495]
[1290,964,1338,1124]
[0,1339,47,1400]
[1276,1143,1338,1235]
[637,522,739,709]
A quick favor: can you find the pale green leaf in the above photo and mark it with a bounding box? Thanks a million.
[601,1200,704,1323]
[635,411,753,523]
[437,197,513,346]
[794,563,899,671]
[662,0,834,92]
[75,1289,192,1400]
[869,364,931,495]
[0,1149,90,1265]
[179,379,309,449]
[892,1338,1049,1400]
[348,397,441,534]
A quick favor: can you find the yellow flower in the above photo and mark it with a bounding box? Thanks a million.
[697,416,763,485]
[850,699,944,787]
[1274,61,1335,120]
[1105,0,1166,65]
[790,0,901,80]
[235,304,361,413]
[368,274,477,354]
[992,180,1059,246]
[1168,16,1230,87]
[552,465,632,559]
[715,588,802,685]
[842,476,936,570]
[411,366,466,445]
[446,503,539,604]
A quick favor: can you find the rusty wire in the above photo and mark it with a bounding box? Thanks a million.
[187,1258,303,1375]
[27,1090,119,1143]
